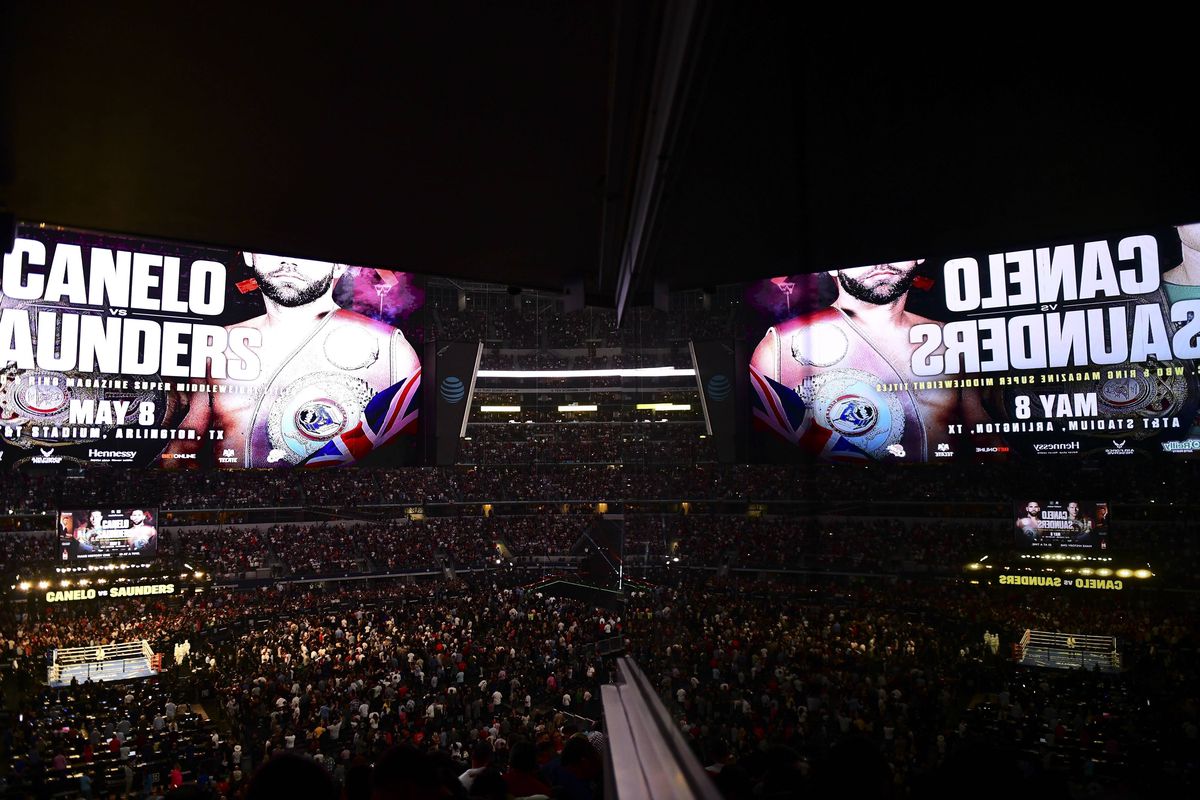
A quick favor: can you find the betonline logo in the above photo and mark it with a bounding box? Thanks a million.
[1032,442,1080,454]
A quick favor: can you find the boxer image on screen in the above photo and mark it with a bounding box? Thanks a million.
[1015,501,1041,545]
[1067,501,1096,545]
[1161,223,1200,303]
[164,253,420,467]
[70,510,102,554]
[750,261,992,461]
[126,509,157,551]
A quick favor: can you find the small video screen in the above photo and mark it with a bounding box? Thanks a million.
[1012,500,1109,552]
[58,508,159,562]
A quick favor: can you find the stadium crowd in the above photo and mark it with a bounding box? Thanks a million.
[0,507,1180,586]
[7,461,1200,516]
[426,298,733,349]
[2,456,1199,797]
[1,571,1195,798]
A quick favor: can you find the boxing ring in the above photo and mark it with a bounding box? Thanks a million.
[46,640,159,686]
[1016,629,1121,673]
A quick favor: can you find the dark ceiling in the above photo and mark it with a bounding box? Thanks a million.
[2,7,1198,310]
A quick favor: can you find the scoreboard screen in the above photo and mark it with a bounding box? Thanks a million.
[1,223,424,471]
[58,507,159,561]
[1012,499,1109,552]
[748,223,1200,464]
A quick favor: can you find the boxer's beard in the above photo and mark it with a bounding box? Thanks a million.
[258,271,335,307]
[837,270,916,304]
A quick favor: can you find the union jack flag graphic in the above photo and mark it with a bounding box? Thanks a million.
[749,365,868,462]
[301,369,421,467]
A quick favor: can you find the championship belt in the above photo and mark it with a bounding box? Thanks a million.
[1092,289,1194,438]
[779,309,926,460]
[801,367,907,458]
[264,372,374,464]
[0,365,166,449]
[1091,362,1188,439]
[1001,294,1197,443]
[246,310,398,467]
[0,299,170,451]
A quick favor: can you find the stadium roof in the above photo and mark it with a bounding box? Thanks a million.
[3,9,1197,309]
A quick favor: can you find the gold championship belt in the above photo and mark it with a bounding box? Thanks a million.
[1087,293,1192,440]
[246,310,404,467]
[1091,362,1188,439]
[1001,294,1196,443]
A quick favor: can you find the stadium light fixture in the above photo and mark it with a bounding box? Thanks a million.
[558,404,598,412]
[479,405,521,412]
[478,367,695,379]
[635,403,692,411]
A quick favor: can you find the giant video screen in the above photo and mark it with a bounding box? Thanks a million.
[58,507,159,561]
[1012,499,1110,552]
[1,224,423,469]
[748,224,1200,462]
